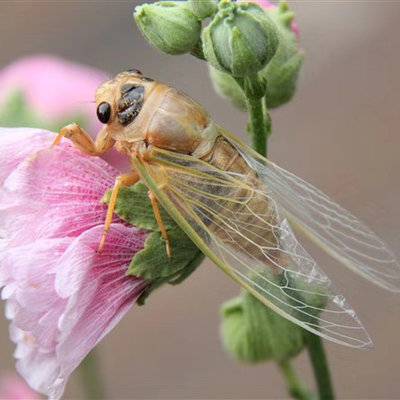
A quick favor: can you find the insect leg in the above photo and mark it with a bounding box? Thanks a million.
[148,190,172,258]
[53,123,114,156]
[98,171,140,252]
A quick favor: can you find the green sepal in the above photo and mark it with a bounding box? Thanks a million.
[0,90,87,132]
[103,183,204,303]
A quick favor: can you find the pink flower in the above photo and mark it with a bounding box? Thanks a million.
[0,55,108,132]
[0,373,41,399]
[244,0,300,39]
[0,128,148,399]
[0,56,129,182]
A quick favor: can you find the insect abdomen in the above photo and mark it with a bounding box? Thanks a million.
[200,136,279,263]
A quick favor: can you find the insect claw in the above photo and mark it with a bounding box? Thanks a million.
[98,232,107,253]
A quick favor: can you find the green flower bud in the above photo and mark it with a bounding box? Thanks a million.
[187,0,217,20]
[208,1,303,108]
[134,2,201,55]
[220,262,330,365]
[221,290,305,364]
[202,1,279,77]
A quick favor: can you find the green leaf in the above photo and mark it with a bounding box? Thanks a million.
[103,182,204,303]
[136,249,204,306]
[102,183,175,231]
[129,226,200,280]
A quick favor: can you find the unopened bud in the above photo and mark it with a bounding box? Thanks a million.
[221,290,305,364]
[209,1,303,108]
[202,1,278,77]
[134,2,201,55]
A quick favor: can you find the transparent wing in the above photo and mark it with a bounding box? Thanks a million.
[133,146,373,348]
[220,129,400,293]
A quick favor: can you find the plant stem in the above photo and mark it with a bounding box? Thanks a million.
[279,360,313,400]
[243,86,311,400]
[246,96,271,157]
[80,349,105,399]
[236,75,272,157]
[243,79,335,400]
[239,73,334,400]
[305,333,335,400]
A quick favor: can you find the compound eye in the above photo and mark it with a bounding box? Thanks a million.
[96,102,112,124]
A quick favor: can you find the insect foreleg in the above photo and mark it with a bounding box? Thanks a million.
[98,171,140,252]
[148,190,172,258]
[53,123,114,156]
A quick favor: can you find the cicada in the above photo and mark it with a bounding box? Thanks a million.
[55,69,400,348]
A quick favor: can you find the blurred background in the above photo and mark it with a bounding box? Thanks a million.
[1,1,400,399]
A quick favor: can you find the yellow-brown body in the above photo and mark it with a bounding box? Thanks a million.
[97,71,278,258]
[199,136,278,262]
[95,71,215,157]
[59,69,277,256]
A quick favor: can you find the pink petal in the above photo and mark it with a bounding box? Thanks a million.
[1,239,70,285]
[0,127,149,399]
[4,224,147,399]
[56,225,147,372]
[1,142,120,245]
[2,239,71,352]
[0,127,54,184]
